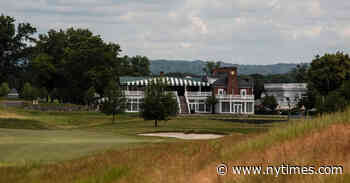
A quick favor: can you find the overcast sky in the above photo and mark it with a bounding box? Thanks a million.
[1,0,350,64]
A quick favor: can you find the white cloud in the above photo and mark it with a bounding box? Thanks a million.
[180,42,192,48]
[337,26,350,38]
[1,0,349,64]
[307,0,322,17]
[190,16,208,34]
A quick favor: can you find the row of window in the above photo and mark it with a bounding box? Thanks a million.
[126,98,143,112]
[188,99,211,113]
[218,89,248,96]
[220,102,254,113]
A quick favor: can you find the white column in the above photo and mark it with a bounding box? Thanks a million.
[229,101,232,113]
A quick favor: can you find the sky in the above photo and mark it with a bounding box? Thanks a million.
[1,0,350,64]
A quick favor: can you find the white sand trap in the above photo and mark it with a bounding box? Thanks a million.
[139,132,224,140]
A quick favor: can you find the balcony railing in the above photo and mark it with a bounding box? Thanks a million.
[124,91,178,96]
[124,91,144,96]
[186,91,212,97]
[216,95,254,100]
[186,91,254,100]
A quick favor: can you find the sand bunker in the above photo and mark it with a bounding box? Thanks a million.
[138,132,224,140]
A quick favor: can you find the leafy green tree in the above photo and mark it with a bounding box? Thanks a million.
[206,93,218,114]
[307,52,350,97]
[0,14,36,86]
[31,28,123,104]
[203,61,221,76]
[291,64,308,83]
[262,95,278,112]
[38,87,49,102]
[21,82,39,101]
[84,86,96,106]
[140,79,178,127]
[0,82,10,97]
[316,91,347,113]
[129,55,151,76]
[100,81,126,123]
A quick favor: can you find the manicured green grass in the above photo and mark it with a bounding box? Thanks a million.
[0,107,282,165]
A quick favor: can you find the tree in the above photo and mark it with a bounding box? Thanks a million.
[140,78,178,127]
[316,91,347,113]
[38,87,49,102]
[307,52,350,97]
[0,82,10,97]
[100,81,126,123]
[261,95,278,112]
[203,61,221,76]
[129,55,151,76]
[306,52,350,113]
[206,93,218,114]
[291,64,308,83]
[0,14,36,85]
[31,28,123,104]
[84,86,96,106]
[21,82,39,101]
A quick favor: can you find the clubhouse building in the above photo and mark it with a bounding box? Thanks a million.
[120,67,255,114]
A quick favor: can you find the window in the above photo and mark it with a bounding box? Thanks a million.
[126,97,142,112]
[241,89,247,96]
[205,104,211,112]
[218,89,224,95]
[247,102,253,113]
[222,102,230,112]
[198,104,205,112]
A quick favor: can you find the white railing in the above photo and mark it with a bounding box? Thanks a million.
[173,92,181,114]
[216,95,254,100]
[186,91,212,97]
[124,91,144,96]
[184,92,190,114]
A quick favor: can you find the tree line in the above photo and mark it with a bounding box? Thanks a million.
[0,14,151,104]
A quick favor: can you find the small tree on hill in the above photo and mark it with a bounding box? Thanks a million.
[206,93,218,114]
[140,79,178,127]
[0,82,10,97]
[100,81,126,123]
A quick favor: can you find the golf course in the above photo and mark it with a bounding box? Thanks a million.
[0,106,348,183]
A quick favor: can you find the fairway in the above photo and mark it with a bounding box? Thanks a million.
[0,128,158,165]
[0,108,278,165]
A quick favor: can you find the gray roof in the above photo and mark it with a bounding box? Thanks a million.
[213,78,227,87]
[238,78,254,88]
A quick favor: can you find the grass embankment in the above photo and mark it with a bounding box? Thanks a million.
[2,107,347,182]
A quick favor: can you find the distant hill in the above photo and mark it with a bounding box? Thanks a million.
[150,60,301,75]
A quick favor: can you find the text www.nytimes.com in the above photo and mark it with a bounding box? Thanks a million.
[217,164,343,177]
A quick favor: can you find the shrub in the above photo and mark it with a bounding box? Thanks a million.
[0,82,10,97]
